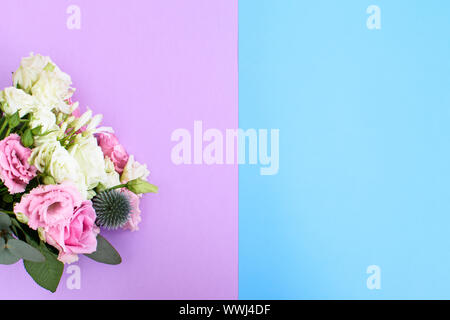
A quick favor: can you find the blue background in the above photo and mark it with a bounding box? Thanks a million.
[239,0,450,299]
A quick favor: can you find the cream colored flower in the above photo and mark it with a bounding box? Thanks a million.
[29,108,58,133]
[103,157,121,189]
[31,70,73,113]
[13,53,51,92]
[69,136,106,190]
[0,87,36,117]
[121,155,150,183]
[29,141,87,199]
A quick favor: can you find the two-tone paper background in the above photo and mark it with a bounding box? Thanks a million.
[1,0,450,299]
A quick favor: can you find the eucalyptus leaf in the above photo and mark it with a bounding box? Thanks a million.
[0,212,11,229]
[0,239,20,265]
[8,239,45,262]
[0,250,20,264]
[23,243,63,293]
[84,234,122,265]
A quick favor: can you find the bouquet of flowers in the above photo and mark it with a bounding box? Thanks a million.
[0,54,157,292]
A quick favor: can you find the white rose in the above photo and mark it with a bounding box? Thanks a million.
[29,142,87,199]
[0,87,36,117]
[121,155,150,183]
[103,157,121,189]
[69,136,106,190]
[30,108,58,133]
[13,53,73,95]
[32,70,73,113]
[29,140,59,172]
[33,130,60,147]
[13,53,51,92]
[49,147,87,199]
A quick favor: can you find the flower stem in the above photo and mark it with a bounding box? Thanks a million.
[104,184,127,192]
[5,126,11,138]
[0,117,7,138]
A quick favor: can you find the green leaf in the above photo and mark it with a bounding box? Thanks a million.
[0,238,20,265]
[8,111,20,128]
[2,194,13,203]
[84,234,122,265]
[7,239,45,262]
[31,125,42,135]
[0,212,11,229]
[23,243,63,293]
[0,250,21,264]
[126,178,158,195]
[21,128,33,147]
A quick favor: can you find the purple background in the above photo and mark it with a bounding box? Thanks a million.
[0,0,238,299]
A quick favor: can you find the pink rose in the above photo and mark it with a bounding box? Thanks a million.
[14,182,82,230]
[96,132,129,173]
[45,201,99,264]
[0,134,37,194]
[120,188,142,232]
[109,145,129,173]
[14,182,99,264]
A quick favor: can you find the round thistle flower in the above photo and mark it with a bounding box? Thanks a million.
[92,189,131,229]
